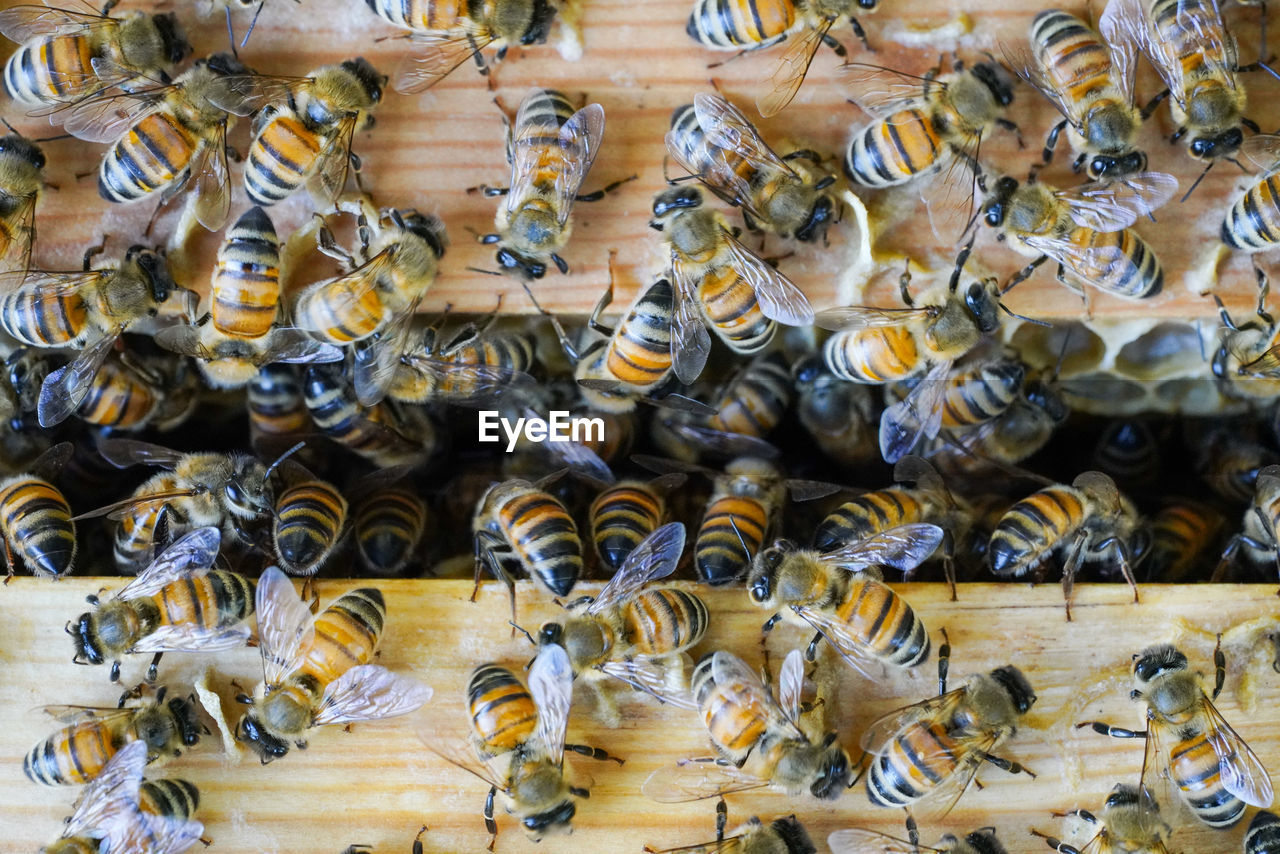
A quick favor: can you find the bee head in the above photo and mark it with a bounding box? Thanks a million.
[1211,339,1235,379]
[1024,378,1069,423]
[127,247,175,304]
[341,57,387,105]
[982,177,1018,227]
[495,246,546,279]
[521,0,557,45]
[965,829,1008,854]
[792,354,825,385]
[237,712,291,763]
[152,13,192,65]
[0,133,45,170]
[1087,150,1147,181]
[204,51,251,78]
[538,622,565,647]
[971,62,1016,108]
[524,800,576,837]
[963,280,1001,333]
[7,348,48,412]
[810,736,851,799]
[989,665,1036,714]
[392,209,448,259]
[746,540,793,603]
[795,194,835,242]
[1133,644,1187,684]
[226,456,272,517]
[1188,126,1243,161]
[1105,783,1143,809]
[769,816,817,852]
[68,612,101,664]
[651,186,702,221]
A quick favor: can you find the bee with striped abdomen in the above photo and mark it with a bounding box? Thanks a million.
[861,657,1037,822]
[538,523,706,721]
[667,93,837,242]
[1080,642,1273,828]
[24,685,203,786]
[1145,500,1223,582]
[214,58,386,207]
[988,471,1146,620]
[1011,10,1147,180]
[686,0,874,117]
[0,441,75,579]
[0,4,189,113]
[643,649,853,802]
[1215,464,1280,582]
[693,456,786,586]
[979,171,1174,299]
[1248,812,1280,854]
[71,343,194,433]
[354,481,430,578]
[481,89,614,281]
[830,826,1009,854]
[650,186,814,385]
[589,474,686,574]
[473,477,583,609]
[747,521,940,675]
[793,354,876,468]
[303,362,433,469]
[1031,783,1171,854]
[387,313,535,407]
[293,202,447,407]
[649,814,817,853]
[0,244,187,429]
[42,740,204,854]
[249,365,313,458]
[69,527,253,683]
[237,566,431,762]
[271,464,347,580]
[0,130,46,270]
[374,0,560,93]
[156,207,342,389]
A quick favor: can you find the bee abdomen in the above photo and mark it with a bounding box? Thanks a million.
[988,487,1085,577]
[695,495,767,585]
[0,476,75,577]
[504,491,582,596]
[607,279,675,387]
[1224,175,1280,252]
[845,109,941,188]
[468,662,537,753]
[1246,812,1280,854]
[686,0,794,48]
[356,488,427,576]
[1170,733,1247,827]
[591,484,664,572]
[1068,226,1163,299]
[4,35,95,104]
[866,722,958,807]
[624,588,709,655]
[812,489,922,552]
[0,287,88,347]
[700,272,773,353]
[24,723,115,786]
[139,778,200,819]
[837,578,930,667]
[273,481,348,576]
[99,112,197,203]
[212,206,281,337]
[245,113,319,205]
[823,327,919,383]
[303,587,386,687]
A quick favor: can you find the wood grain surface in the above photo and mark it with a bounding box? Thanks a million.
[2,579,1279,852]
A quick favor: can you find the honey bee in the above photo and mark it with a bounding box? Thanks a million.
[482,89,613,281]
[1091,419,1159,489]
[792,354,876,468]
[213,58,386,207]
[1145,500,1224,582]
[0,441,75,579]
[68,527,252,683]
[386,315,535,407]
[647,814,817,854]
[0,244,187,428]
[988,471,1147,620]
[71,344,195,433]
[303,362,433,469]
[444,643,609,847]
[0,4,190,112]
[249,364,313,458]
[650,186,814,384]
[843,59,1019,199]
[1030,783,1172,854]
[861,659,1037,822]
[354,483,430,578]
[1079,642,1273,828]
[0,130,46,269]
[42,740,204,854]
[373,0,560,93]
[1011,10,1147,180]
[293,204,448,407]
[82,439,279,575]
[1215,464,1280,582]
[1210,273,1280,400]
[237,566,431,762]
[693,456,786,586]
[686,0,874,117]
[829,826,1009,854]
[666,93,838,242]
[1220,135,1280,253]
[156,206,342,389]
[538,523,706,718]
[473,477,583,609]
[978,171,1174,299]
[643,649,853,802]
[24,685,203,786]
[1247,811,1280,854]
[272,466,348,579]
[1100,0,1258,169]
[747,522,940,674]
[1193,421,1278,501]
[589,475,686,573]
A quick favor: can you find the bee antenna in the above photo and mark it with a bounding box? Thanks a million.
[264,441,306,480]
[224,6,238,58]
[1050,327,1073,381]
[0,117,17,134]
[241,0,267,49]
[464,266,503,276]
[508,621,536,645]
[1179,161,1214,203]
[998,303,1052,328]
[30,133,71,143]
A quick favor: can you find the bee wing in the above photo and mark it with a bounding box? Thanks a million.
[644,832,751,854]
[1001,41,1083,127]
[670,256,712,385]
[313,664,433,726]
[1241,134,1280,175]
[860,687,968,753]
[665,128,762,220]
[96,437,185,469]
[115,526,222,600]
[587,522,686,615]
[62,739,146,839]
[309,113,360,207]
[393,30,496,94]
[130,622,251,654]
[1241,342,1280,376]
[879,361,951,464]
[641,757,771,802]
[422,737,506,790]
[813,305,932,331]
[829,828,945,854]
[598,658,698,710]
[1100,0,1186,102]
[1057,172,1179,231]
[153,325,214,360]
[292,249,394,337]
[0,266,101,295]
[71,488,203,522]
[757,19,832,118]
[724,233,813,325]
[1019,232,1135,291]
[710,650,806,736]
[548,103,607,227]
[777,648,805,721]
[41,703,137,724]
[255,565,315,687]
[0,189,37,273]
[819,523,945,571]
[204,73,308,116]
[791,603,901,679]
[257,328,345,365]
[106,810,205,854]
[353,306,423,407]
[663,422,783,460]
[192,125,232,232]
[61,87,167,143]
[529,643,573,763]
[37,329,119,427]
[397,351,535,405]
[0,4,115,41]
[1202,693,1276,806]
[840,63,933,119]
[695,93,795,177]
[785,478,843,501]
[532,428,616,486]
[1175,0,1237,86]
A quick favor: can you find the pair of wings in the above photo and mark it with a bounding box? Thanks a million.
[503,95,606,230]
[105,526,254,654]
[641,649,812,802]
[59,740,204,854]
[1005,16,1137,130]
[155,324,344,371]
[668,228,814,385]
[254,566,433,725]
[392,23,505,94]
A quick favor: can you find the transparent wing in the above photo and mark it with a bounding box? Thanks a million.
[529,643,573,763]
[203,73,308,116]
[552,103,607,226]
[115,526,222,600]
[314,664,433,726]
[665,125,763,219]
[1057,172,1179,231]
[0,190,37,272]
[292,250,393,337]
[192,126,232,232]
[695,93,794,177]
[813,306,929,332]
[662,422,783,460]
[777,648,804,721]
[1241,342,1280,377]
[819,523,945,571]
[757,20,831,117]
[0,5,115,41]
[1101,0,1184,99]
[879,361,951,464]
[95,437,186,469]
[793,603,902,679]
[71,488,202,522]
[396,351,536,406]
[421,736,506,790]
[41,704,136,725]
[62,739,146,839]
[37,330,119,427]
[0,266,100,298]
[258,328,345,365]
[670,255,711,385]
[587,522,686,615]
[536,429,616,485]
[393,30,495,94]
[641,758,771,802]
[353,292,426,407]
[840,63,932,119]
[152,325,213,360]
[1202,695,1275,806]
[1003,41,1082,127]
[1020,231,1138,291]
[860,688,968,753]
[710,650,804,736]
[1174,0,1236,88]
[723,233,813,325]
[644,832,752,854]
[1139,718,1183,825]
[106,810,205,854]
[61,88,165,143]
[309,113,360,206]
[598,658,698,709]
[130,623,251,654]
[255,565,314,687]
[1241,134,1280,175]
[829,828,943,854]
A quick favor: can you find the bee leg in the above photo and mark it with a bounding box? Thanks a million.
[483,785,497,851]
[1140,89,1170,121]
[1076,720,1146,739]
[1,534,13,584]
[82,239,106,272]
[716,797,727,842]
[1211,533,1264,582]
[760,612,782,648]
[100,0,119,14]
[941,531,957,602]
[413,825,428,854]
[707,49,752,70]
[904,811,920,849]
[1059,529,1090,622]
[937,627,950,695]
[110,660,120,682]
[1094,535,1139,604]
[576,174,639,203]
[980,751,1035,778]
[1001,255,1048,295]
[565,743,625,765]
[804,631,824,662]
[1030,829,1082,854]
[996,118,1024,149]
[1213,632,1226,701]
[846,15,871,51]
[1035,120,1068,176]
[145,652,163,684]
[819,32,846,58]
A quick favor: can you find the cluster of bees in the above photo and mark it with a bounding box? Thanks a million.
[3,0,1280,850]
